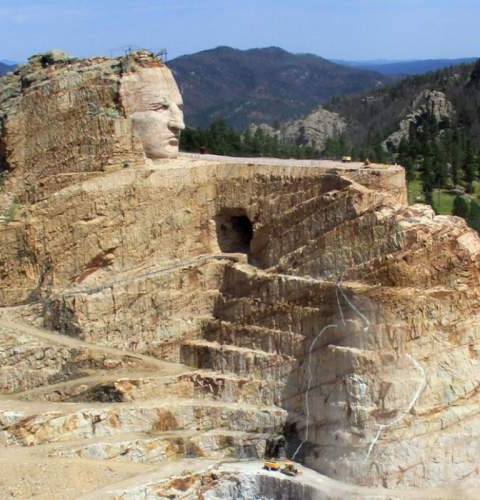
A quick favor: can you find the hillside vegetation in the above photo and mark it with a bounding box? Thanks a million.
[322,58,480,230]
[324,61,479,148]
[180,119,319,159]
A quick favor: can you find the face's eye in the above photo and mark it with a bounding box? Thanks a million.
[150,101,169,111]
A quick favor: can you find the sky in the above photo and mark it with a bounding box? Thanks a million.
[1,0,479,63]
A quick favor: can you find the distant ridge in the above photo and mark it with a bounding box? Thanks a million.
[331,57,477,76]
[167,46,389,129]
[0,59,18,66]
[0,62,16,76]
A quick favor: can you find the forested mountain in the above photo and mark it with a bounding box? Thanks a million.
[168,46,389,129]
[324,59,480,157]
[321,59,480,230]
[333,57,477,76]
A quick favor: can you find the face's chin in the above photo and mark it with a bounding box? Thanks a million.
[146,137,179,158]
[131,112,180,159]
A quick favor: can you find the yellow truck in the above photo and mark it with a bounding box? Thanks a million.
[263,460,298,476]
[263,460,281,472]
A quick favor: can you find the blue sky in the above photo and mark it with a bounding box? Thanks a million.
[1,0,479,62]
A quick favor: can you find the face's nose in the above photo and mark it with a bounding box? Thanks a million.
[168,103,185,132]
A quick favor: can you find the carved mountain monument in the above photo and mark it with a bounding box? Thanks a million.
[1,51,480,499]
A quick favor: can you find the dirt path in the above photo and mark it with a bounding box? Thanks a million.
[179,152,370,169]
[0,317,188,375]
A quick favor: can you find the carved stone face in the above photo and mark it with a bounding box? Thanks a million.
[121,66,185,159]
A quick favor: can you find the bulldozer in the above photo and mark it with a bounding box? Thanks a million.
[280,460,299,476]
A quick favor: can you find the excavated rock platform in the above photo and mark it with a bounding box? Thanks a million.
[1,156,479,498]
[1,52,480,498]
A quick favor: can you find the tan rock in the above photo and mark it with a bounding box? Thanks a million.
[1,52,480,498]
[121,64,185,159]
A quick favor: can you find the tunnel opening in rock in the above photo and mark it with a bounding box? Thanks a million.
[216,209,253,254]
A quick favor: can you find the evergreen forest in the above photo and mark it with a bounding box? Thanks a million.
[180,120,319,159]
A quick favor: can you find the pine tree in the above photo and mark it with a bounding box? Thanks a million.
[404,158,415,181]
[421,156,435,192]
[424,190,436,212]
[433,156,449,188]
[453,195,470,219]
[451,158,459,186]
[464,141,475,184]
[468,199,480,232]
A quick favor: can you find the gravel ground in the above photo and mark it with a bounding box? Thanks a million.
[179,152,371,170]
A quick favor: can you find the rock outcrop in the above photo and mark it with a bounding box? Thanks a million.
[1,53,480,499]
[383,89,454,150]
[0,48,183,205]
[248,105,346,150]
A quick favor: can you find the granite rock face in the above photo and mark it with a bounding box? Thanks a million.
[248,105,346,150]
[0,49,180,205]
[1,53,480,498]
[383,89,454,150]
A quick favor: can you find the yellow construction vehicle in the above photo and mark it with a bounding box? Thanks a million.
[263,460,298,476]
[263,434,298,476]
[280,461,298,477]
[342,156,352,162]
[263,460,281,471]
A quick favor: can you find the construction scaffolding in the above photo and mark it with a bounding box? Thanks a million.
[108,45,168,62]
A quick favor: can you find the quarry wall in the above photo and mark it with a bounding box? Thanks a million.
[1,51,480,496]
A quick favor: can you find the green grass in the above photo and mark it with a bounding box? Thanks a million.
[432,190,455,215]
[407,179,425,204]
[407,179,480,235]
[408,178,464,216]
[474,181,480,196]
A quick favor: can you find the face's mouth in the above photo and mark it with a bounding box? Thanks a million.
[168,138,179,145]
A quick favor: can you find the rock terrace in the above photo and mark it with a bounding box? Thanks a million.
[1,52,480,499]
